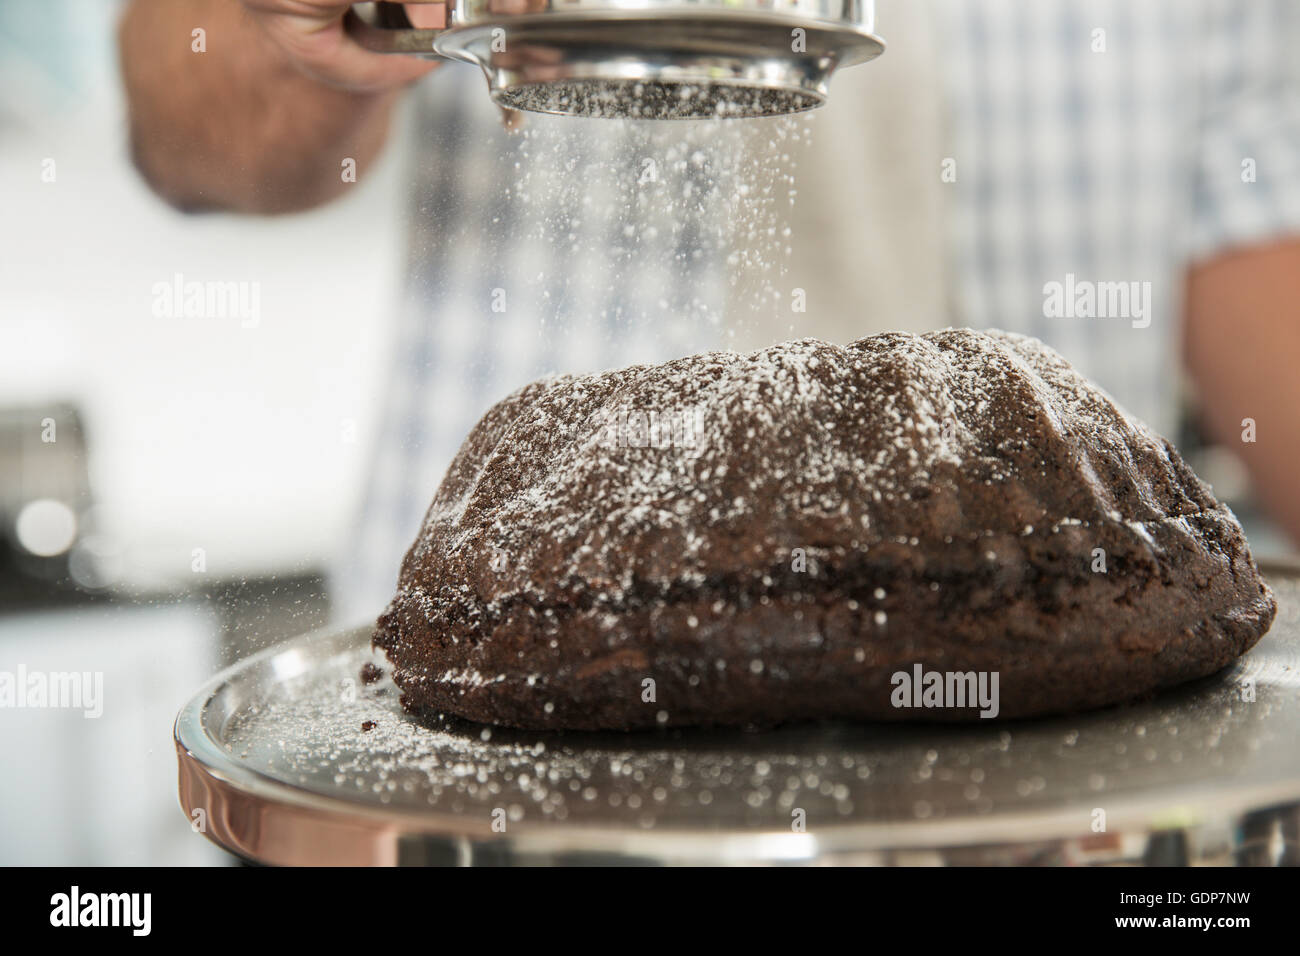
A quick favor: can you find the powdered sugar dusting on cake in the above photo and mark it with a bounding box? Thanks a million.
[389,329,1217,620]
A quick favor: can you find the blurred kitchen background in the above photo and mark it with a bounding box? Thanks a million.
[2,1,1296,866]
[1,0,412,864]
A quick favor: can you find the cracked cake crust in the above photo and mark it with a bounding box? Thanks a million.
[373,329,1276,729]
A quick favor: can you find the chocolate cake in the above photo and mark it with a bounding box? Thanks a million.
[373,329,1275,730]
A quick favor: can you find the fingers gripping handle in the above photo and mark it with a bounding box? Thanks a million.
[344,2,450,56]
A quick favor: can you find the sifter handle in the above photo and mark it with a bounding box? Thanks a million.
[343,2,450,56]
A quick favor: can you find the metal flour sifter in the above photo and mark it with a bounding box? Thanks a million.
[344,0,886,119]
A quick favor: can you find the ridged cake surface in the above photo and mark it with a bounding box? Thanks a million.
[374,329,1275,729]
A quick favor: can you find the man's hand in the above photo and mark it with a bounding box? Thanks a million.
[240,1,437,91]
[120,0,438,213]
[1185,237,1300,547]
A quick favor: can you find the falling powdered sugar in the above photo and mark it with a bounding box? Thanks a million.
[493,108,809,360]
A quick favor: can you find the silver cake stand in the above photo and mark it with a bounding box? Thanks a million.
[176,568,1300,865]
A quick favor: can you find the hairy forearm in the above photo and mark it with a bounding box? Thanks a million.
[119,0,402,213]
[1185,238,1300,546]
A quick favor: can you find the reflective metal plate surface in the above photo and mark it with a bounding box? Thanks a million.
[176,569,1300,865]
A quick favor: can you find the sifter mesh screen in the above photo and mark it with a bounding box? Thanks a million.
[495,79,824,119]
